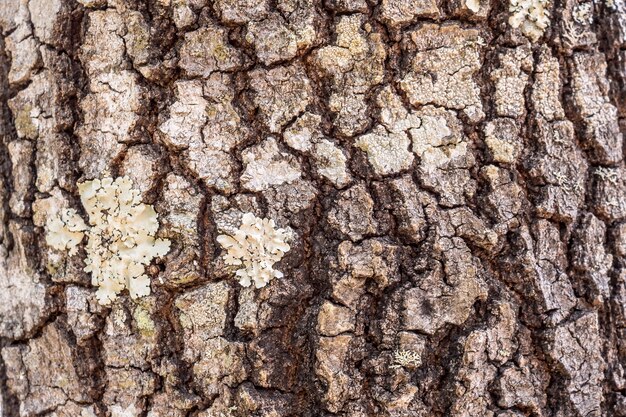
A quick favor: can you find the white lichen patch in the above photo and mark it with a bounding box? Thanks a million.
[355,126,414,175]
[509,0,551,41]
[45,176,171,305]
[46,208,88,256]
[466,0,481,12]
[573,2,593,24]
[217,213,290,288]
[594,167,619,185]
[390,349,422,369]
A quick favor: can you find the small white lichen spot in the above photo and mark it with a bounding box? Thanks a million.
[46,208,88,256]
[573,2,594,24]
[466,0,481,13]
[112,307,129,328]
[390,349,422,369]
[509,0,551,42]
[45,176,171,306]
[606,0,616,11]
[594,167,619,185]
[217,213,290,288]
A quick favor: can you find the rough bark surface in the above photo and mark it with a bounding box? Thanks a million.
[1,0,625,416]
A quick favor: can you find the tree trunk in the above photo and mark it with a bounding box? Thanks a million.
[1,0,625,416]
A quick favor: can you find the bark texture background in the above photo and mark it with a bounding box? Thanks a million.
[1,0,626,416]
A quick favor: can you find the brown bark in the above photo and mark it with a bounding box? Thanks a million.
[1,0,625,416]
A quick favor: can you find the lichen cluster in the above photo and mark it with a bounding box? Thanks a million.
[46,208,87,256]
[46,176,171,305]
[509,0,551,41]
[573,2,594,24]
[390,350,423,369]
[217,212,290,288]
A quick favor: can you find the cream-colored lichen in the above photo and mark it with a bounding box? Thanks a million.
[573,2,593,24]
[509,0,551,41]
[112,307,128,328]
[594,167,619,185]
[466,0,481,12]
[45,176,171,306]
[217,213,290,288]
[46,208,88,256]
[390,349,422,369]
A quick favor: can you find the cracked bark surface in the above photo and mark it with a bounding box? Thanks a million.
[0,0,625,416]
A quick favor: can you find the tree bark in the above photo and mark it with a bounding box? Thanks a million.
[1,0,625,416]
